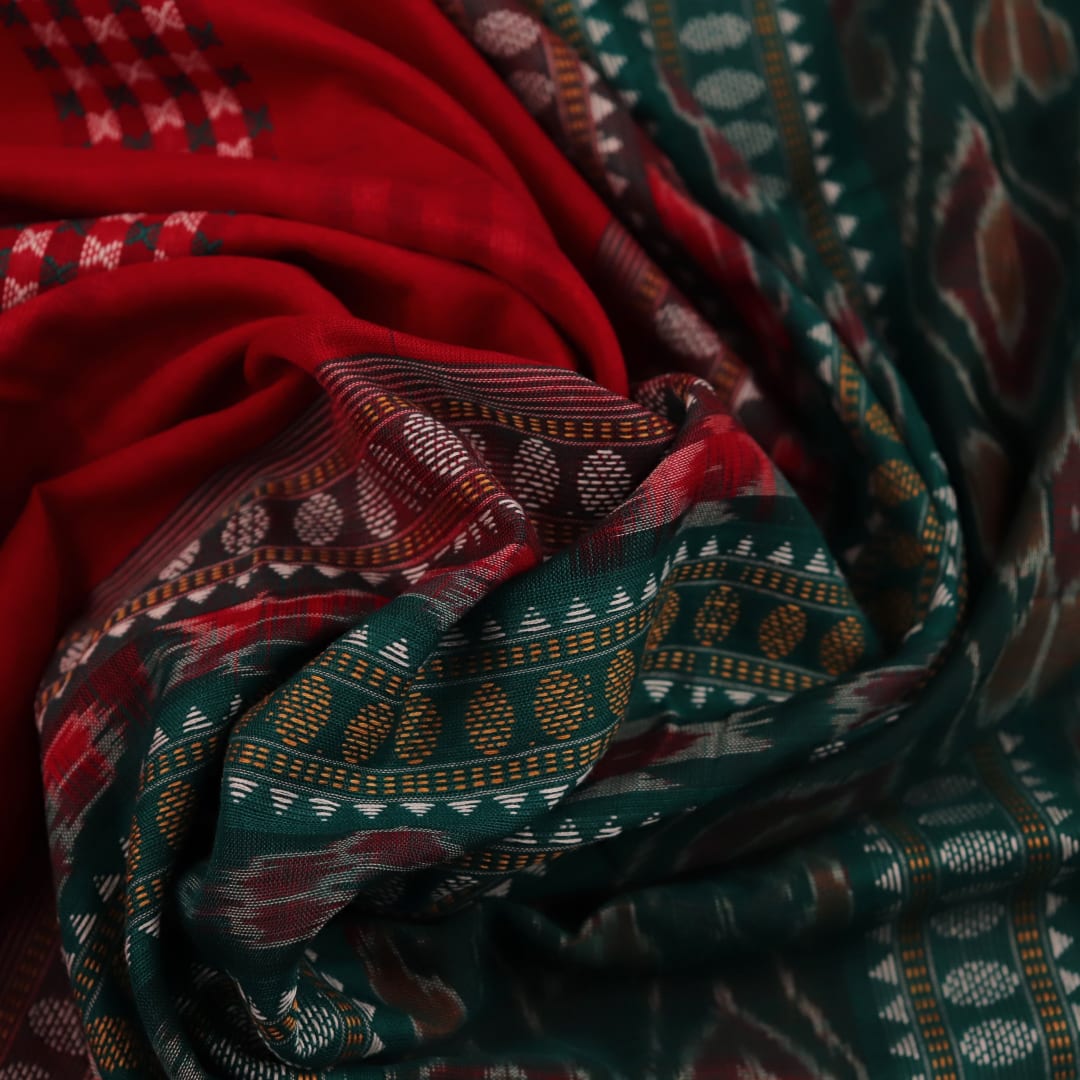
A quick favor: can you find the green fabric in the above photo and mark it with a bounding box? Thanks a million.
[37,1,1080,1077]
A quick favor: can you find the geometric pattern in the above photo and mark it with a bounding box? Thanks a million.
[6,0,271,155]
[0,210,224,312]
[31,338,891,1074]
[1,0,1079,1077]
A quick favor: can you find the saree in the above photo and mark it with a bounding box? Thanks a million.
[1,0,1079,1076]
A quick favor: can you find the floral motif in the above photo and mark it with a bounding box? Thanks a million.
[933,118,1062,412]
[975,0,1077,107]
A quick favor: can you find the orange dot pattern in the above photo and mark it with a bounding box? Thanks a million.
[342,701,395,764]
[758,603,807,660]
[534,669,590,741]
[646,589,680,650]
[693,584,740,646]
[395,693,442,765]
[154,779,195,849]
[465,682,516,756]
[820,615,865,675]
[604,648,636,716]
[274,674,333,748]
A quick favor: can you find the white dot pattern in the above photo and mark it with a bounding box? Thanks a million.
[512,438,559,511]
[401,413,474,481]
[221,503,269,556]
[959,1019,1039,1067]
[940,830,1020,877]
[577,448,634,515]
[941,961,1021,1007]
[355,469,398,539]
[294,493,344,546]
[930,901,1005,939]
[509,70,555,113]
[27,996,85,1057]
[473,10,541,57]
[655,303,722,361]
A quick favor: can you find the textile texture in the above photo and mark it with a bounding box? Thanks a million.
[0,0,1079,1077]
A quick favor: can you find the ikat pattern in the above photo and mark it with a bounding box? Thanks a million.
[3,0,1080,1078]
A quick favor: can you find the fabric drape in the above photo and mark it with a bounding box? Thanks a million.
[1,1,1079,1077]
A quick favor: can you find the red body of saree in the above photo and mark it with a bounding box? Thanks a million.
[0,0,629,875]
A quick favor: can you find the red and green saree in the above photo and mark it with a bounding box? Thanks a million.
[1,1,1079,1077]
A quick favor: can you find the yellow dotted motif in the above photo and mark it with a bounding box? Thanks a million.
[342,701,394,764]
[154,779,195,848]
[604,648,636,716]
[274,673,333,748]
[465,682,515,755]
[758,603,807,660]
[395,693,442,765]
[693,584,740,646]
[865,403,901,440]
[646,589,680,650]
[871,459,924,506]
[534,669,589,741]
[820,615,865,675]
[88,1016,142,1071]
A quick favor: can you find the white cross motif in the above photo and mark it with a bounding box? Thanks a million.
[80,235,124,271]
[64,67,96,92]
[201,87,241,120]
[173,50,211,75]
[143,0,184,36]
[2,278,38,312]
[216,137,253,159]
[32,22,69,48]
[116,60,154,86]
[86,110,122,143]
[85,14,125,44]
[161,211,207,234]
[12,228,52,258]
[145,100,184,133]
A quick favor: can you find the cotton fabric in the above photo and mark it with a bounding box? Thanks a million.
[1,1,1079,1077]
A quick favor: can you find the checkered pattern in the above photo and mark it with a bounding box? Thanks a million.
[0,210,222,311]
[8,0,271,154]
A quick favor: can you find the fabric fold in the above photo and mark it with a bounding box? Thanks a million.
[0,1,1078,1078]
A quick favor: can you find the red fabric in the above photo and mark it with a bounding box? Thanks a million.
[0,0,627,878]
